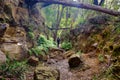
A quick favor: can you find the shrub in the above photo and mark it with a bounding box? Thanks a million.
[29,35,56,56]
[37,34,56,48]
[92,58,120,80]
[29,46,46,56]
[0,59,27,80]
[61,42,72,51]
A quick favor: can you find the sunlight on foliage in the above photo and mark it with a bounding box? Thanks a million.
[61,41,72,51]
[37,34,56,48]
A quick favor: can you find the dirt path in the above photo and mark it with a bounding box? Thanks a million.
[46,50,107,80]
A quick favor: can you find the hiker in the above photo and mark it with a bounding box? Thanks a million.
[57,37,60,48]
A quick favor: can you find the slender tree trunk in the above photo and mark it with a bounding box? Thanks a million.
[53,5,64,41]
[53,5,60,41]
[109,0,114,9]
[65,7,69,27]
[99,0,105,6]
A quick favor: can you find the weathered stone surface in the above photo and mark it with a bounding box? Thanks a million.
[0,23,8,37]
[0,0,45,45]
[63,50,75,59]
[0,50,6,64]
[0,26,28,60]
[48,48,65,60]
[34,66,60,80]
[28,56,39,66]
[0,0,46,60]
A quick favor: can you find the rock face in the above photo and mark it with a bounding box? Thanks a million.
[34,66,60,80]
[63,50,75,59]
[0,24,28,60]
[0,0,45,27]
[0,23,7,37]
[0,50,6,64]
[0,0,45,60]
[69,15,113,53]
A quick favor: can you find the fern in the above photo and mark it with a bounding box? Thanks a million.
[0,59,27,80]
[29,35,56,56]
[61,41,72,51]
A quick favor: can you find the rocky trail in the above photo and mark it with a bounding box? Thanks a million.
[43,48,108,80]
[7,48,109,80]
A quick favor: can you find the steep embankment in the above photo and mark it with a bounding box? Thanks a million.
[0,0,45,61]
[69,15,120,80]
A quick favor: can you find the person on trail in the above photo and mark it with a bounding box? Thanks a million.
[57,37,60,48]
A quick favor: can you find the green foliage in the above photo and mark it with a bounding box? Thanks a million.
[92,75,98,80]
[61,41,72,50]
[0,59,27,80]
[114,23,120,34]
[103,57,120,80]
[60,30,70,42]
[41,5,57,26]
[115,27,120,34]
[37,35,56,48]
[74,16,85,26]
[98,54,104,62]
[29,46,46,56]
[28,32,35,39]
[112,0,120,10]
[93,58,120,80]
[28,24,34,32]
[41,4,88,39]
[29,35,56,56]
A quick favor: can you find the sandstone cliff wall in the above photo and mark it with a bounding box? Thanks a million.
[0,0,45,61]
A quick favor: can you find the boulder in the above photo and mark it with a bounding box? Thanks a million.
[0,50,6,64]
[63,50,75,59]
[1,43,22,60]
[28,56,39,66]
[68,54,83,68]
[34,66,60,80]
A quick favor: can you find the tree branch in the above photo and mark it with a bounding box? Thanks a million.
[38,0,120,16]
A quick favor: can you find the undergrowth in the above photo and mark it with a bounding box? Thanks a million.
[93,63,120,80]
[29,34,56,56]
[28,32,35,40]
[0,57,28,80]
[61,41,72,51]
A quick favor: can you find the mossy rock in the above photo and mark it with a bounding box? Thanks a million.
[34,66,60,80]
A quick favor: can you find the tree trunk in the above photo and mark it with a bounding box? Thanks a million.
[99,0,105,6]
[39,0,120,16]
[53,5,64,41]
